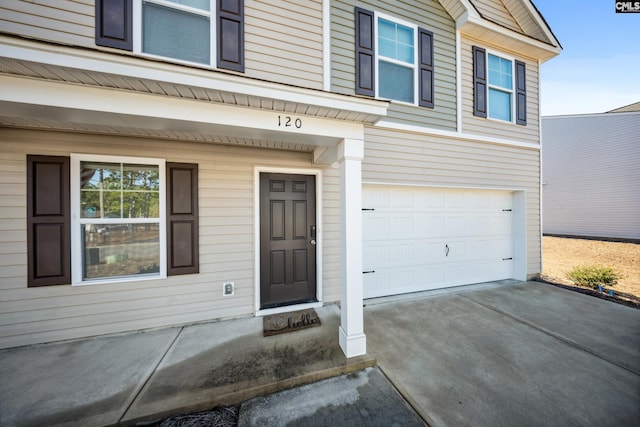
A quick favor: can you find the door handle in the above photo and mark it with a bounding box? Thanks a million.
[445,244,449,257]
[310,239,317,245]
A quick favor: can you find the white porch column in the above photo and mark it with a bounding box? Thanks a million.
[338,138,366,358]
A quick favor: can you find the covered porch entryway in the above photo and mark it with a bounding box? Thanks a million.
[0,36,389,357]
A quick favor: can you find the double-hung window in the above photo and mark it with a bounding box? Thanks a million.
[140,0,213,66]
[71,155,166,285]
[355,8,435,108]
[472,46,527,125]
[96,0,244,72]
[377,16,417,104]
[487,54,513,122]
[27,155,199,287]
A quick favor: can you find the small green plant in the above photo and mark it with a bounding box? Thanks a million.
[566,265,621,289]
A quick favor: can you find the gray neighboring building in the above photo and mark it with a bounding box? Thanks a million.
[542,103,640,240]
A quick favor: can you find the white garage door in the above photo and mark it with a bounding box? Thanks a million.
[363,186,514,298]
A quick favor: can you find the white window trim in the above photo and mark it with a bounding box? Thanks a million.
[133,0,217,68]
[374,11,419,106]
[486,49,516,124]
[70,154,167,286]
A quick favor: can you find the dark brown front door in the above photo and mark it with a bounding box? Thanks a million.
[260,173,317,309]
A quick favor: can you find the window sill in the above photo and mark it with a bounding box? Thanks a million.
[487,116,521,126]
[72,273,167,287]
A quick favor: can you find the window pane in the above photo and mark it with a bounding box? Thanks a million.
[379,38,396,59]
[143,2,210,65]
[166,0,210,11]
[396,25,413,48]
[122,164,159,191]
[379,60,414,103]
[81,162,121,190]
[81,163,160,219]
[80,161,123,219]
[378,18,395,41]
[81,190,123,218]
[489,88,512,121]
[83,223,160,280]
[123,191,160,218]
[488,54,512,90]
[378,18,414,64]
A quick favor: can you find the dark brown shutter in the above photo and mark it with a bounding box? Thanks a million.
[166,163,199,276]
[515,60,527,125]
[355,7,375,97]
[472,46,487,118]
[418,28,434,108]
[95,0,133,51]
[27,155,70,287]
[217,0,245,72]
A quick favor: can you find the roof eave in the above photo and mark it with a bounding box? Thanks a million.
[458,15,561,62]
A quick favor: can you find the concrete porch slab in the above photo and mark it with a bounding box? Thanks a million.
[0,304,374,427]
[121,304,375,425]
[0,328,180,427]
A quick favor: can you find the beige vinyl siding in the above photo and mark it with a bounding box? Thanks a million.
[362,126,541,277]
[461,36,540,144]
[0,128,341,349]
[0,0,324,90]
[437,0,467,20]
[331,0,457,131]
[469,0,522,33]
[502,0,552,44]
[244,0,323,89]
[0,0,94,48]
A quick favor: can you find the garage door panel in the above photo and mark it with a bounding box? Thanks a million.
[363,186,515,298]
[364,216,389,236]
[366,265,447,297]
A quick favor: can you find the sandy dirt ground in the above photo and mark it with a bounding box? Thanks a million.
[542,236,640,300]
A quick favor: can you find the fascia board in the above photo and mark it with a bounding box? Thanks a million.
[0,35,389,120]
[457,15,561,61]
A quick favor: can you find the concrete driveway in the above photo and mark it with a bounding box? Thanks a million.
[1,280,638,426]
[364,281,640,427]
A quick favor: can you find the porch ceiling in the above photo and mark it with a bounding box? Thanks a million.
[0,36,388,152]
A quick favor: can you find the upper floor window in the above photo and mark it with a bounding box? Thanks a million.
[141,0,213,66]
[96,0,244,72]
[488,54,513,122]
[355,8,434,108]
[377,17,417,104]
[472,46,527,125]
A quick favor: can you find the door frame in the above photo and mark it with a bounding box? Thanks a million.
[254,166,323,316]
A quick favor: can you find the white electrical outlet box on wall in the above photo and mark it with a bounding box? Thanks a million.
[223,282,235,296]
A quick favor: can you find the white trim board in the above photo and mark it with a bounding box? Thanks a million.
[0,75,365,146]
[0,36,388,119]
[374,120,541,150]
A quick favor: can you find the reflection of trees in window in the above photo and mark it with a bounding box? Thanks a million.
[80,162,159,219]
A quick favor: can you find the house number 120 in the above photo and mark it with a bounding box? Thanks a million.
[278,115,302,129]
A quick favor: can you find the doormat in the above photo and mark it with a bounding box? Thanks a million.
[263,308,321,337]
